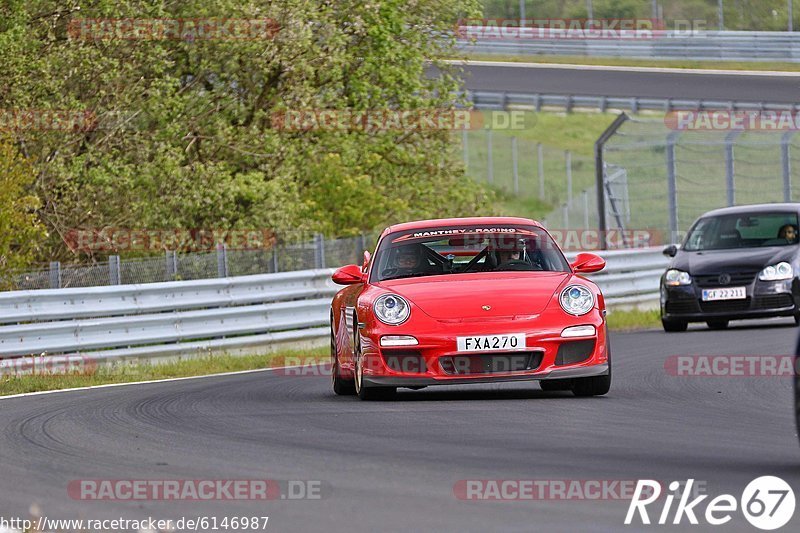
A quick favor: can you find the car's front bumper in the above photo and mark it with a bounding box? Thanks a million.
[358,314,609,389]
[661,277,799,322]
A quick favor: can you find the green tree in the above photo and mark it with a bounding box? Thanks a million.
[0,137,46,279]
[0,0,486,263]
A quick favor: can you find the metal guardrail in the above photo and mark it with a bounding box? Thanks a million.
[468,90,800,114]
[456,29,800,63]
[0,248,667,372]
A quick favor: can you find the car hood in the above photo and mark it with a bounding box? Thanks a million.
[377,272,571,319]
[673,246,797,274]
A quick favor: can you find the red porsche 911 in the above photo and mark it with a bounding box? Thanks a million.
[329,217,610,400]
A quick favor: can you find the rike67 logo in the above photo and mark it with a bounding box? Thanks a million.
[625,477,795,530]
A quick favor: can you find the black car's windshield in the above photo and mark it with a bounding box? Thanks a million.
[683,212,799,251]
[371,225,570,282]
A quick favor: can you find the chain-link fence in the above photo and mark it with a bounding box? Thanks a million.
[461,114,800,248]
[10,234,375,291]
[461,128,595,210]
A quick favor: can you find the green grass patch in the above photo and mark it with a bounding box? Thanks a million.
[455,53,800,72]
[0,347,328,397]
[606,308,661,331]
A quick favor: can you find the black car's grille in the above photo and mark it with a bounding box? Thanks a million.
[665,300,700,314]
[694,272,757,287]
[753,294,795,309]
[699,298,751,313]
[439,352,543,375]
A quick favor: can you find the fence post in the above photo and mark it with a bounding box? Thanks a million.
[782,131,794,201]
[565,150,573,207]
[49,261,61,289]
[562,203,569,229]
[216,244,229,277]
[272,246,279,273]
[462,129,468,170]
[108,255,121,285]
[519,0,526,24]
[537,143,545,199]
[724,131,740,206]
[165,250,177,280]
[512,136,519,194]
[666,131,681,244]
[582,190,590,229]
[595,113,629,250]
[314,233,326,269]
[487,129,494,184]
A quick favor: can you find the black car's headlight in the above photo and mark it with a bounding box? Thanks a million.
[758,262,793,281]
[560,285,594,316]
[374,294,411,325]
[665,269,692,286]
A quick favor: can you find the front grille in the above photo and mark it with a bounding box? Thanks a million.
[555,340,596,366]
[694,272,757,288]
[753,294,795,309]
[383,351,426,374]
[439,352,543,375]
[699,298,751,313]
[665,300,700,314]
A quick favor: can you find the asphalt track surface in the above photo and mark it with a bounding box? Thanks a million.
[0,319,799,532]
[447,62,800,104]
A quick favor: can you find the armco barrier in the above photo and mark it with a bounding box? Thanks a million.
[456,29,800,63]
[0,248,667,372]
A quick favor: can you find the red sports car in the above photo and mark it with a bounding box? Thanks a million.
[329,217,610,400]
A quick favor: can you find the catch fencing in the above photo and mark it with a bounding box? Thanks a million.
[0,248,667,372]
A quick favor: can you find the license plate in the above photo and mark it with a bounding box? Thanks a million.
[701,287,746,301]
[456,333,526,353]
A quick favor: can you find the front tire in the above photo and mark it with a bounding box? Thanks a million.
[662,318,688,332]
[571,331,611,397]
[331,325,355,396]
[353,326,396,401]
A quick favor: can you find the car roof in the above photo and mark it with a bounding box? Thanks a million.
[380,217,541,237]
[699,203,800,218]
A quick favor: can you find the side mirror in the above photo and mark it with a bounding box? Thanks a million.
[570,252,606,274]
[332,264,364,285]
[663,244,678,257]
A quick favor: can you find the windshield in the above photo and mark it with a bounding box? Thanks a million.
[371,225,570,282]
[683,212,799,251]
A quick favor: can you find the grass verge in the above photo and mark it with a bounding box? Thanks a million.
[454,53,800,72]
[0,347,328,397]
[1,311,661,397]
[606,308,662,331]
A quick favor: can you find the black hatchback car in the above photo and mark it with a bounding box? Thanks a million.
[661,203,800,332]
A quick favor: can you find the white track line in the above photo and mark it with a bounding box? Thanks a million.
[442,59,800,77]
[0,363,319,401]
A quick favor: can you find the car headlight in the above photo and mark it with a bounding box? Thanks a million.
[758,261,793,281]
[664,269,692,286]
[560,285,594,316]
[374,294,411,325]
